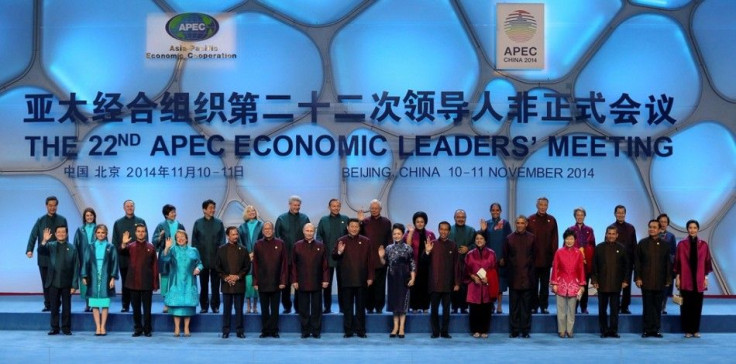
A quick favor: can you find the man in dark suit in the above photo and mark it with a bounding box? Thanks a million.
[504,215,536,338]
[333,218,374,338]
[26,196,68,312]
[292,223,330,338]
[112,200,147,312]
[216,226,251,339]
[124,223,159,337]
[635,220,672,338]
[423,221,460,338]
[252,222,288,338]
[42,226,79,335]
[591,226,628,338]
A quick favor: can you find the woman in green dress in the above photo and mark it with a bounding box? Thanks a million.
[161,230,203,337]
[81,224,119,336]
[73,207,96,312]
[237,205,262,313]
[152,204,185,313]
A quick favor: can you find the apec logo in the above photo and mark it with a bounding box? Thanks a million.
[166,13,219,41]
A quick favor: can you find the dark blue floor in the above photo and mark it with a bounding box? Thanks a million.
[2,295,736,363]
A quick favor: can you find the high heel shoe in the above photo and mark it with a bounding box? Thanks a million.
[389,333,397,338]
[174,332,180,337]
[398,334,405,338]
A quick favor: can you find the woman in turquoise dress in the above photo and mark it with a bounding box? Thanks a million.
[73,207,96,312]
[152,204,185,313]
[161,230,203,337]
[237,205,262,314]
[81,224,119,336]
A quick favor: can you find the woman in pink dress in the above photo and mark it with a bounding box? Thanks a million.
[464,232,498,338]
[550,229,585,338]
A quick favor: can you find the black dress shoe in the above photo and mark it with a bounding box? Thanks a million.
[272,333,280,338]
[144,332,152,337]
[212,309,219,314]
[132,331,143,337]
[641,333,649,338]
[441,333,452,339]
[42,307,50,312]
[121,308,130,313]
[237,333,245,339]
[652,333,663,338]
[357,333,367,338]
[313,334,321,339]
[282,309,291,314]
[84,307,92,312]
[63,331,72,336]
[301,333,310,339]
[451,309,458,314]
[620,309,631,314]
[48,330,59,335]
[376,310,382,314]
[509,333,519,338]
[431,333,440,338]
[600,333,608,338]
[531,309,538,314]
[521,333,530,338]
[460,309,468,314]
[541,309,550,314]
[343,333,353,338]
[200,308,208,314]
[323,309,332,314]
[222,333,229,339]
[259,333,268,338]
[610,333,620,338]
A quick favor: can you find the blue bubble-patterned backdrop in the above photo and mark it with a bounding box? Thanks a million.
[0,0,733,295]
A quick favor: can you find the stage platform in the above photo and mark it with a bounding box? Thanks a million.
[1,294,735,335]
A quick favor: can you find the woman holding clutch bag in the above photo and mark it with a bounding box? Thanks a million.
[464,232,498,338]
[550,229,585,338]
[674,220,712,338]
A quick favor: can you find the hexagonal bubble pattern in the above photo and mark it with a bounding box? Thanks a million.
[0,86,76,170]
[516,133,654,244]
[576,14,700,136]
[712,203,736,294]
[471,78,516,135]
[0,175,79,292]
[387,135,508,227]
[42,0,174,113]
[693,0,736,101]
[344,128,393,210]
[650,122,736,227]
[509,88,570,141]
[258,0,363,25]
[72,117,227,231]
[237,123,342,223]
[167,0,246,13]
[0,0,33,86]
[458,0,621,81]
[331,0,478,136]
[180,12,323,140]
[630,0,691,9]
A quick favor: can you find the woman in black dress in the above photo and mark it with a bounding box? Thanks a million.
[385,223,416,338]
[406,211,435,313]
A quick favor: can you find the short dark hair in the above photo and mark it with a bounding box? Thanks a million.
[134,223,147,230]
[438,221,451,231]
[606,225,618,234]
[614,205,626,213]
[562,228,576,240]
[162,204,176,217]
[202,199,216,209]
[392,223,405,234]
[686,219,699,230]
[226,226,238,235]
[489,202,502,212]
[55,225,68,234]
[81,207,96,225]
[648,219,660,229]
[656,213,670,224]
[347,218,361,226]
[412,211,428,225]
[46,196,58,205]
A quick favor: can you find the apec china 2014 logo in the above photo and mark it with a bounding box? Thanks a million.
[165,13,219,41]
[503,9,537,43]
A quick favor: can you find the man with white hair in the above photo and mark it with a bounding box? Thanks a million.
[275,195,310,313]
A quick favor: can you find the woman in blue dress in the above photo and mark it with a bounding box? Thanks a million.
[152,204,185,313]
[385,223,416,338]
[81,224,119,336]
[238,205,262,314]
[480,202,511,314]
[161,230,203,337]
[73,207,96,312]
